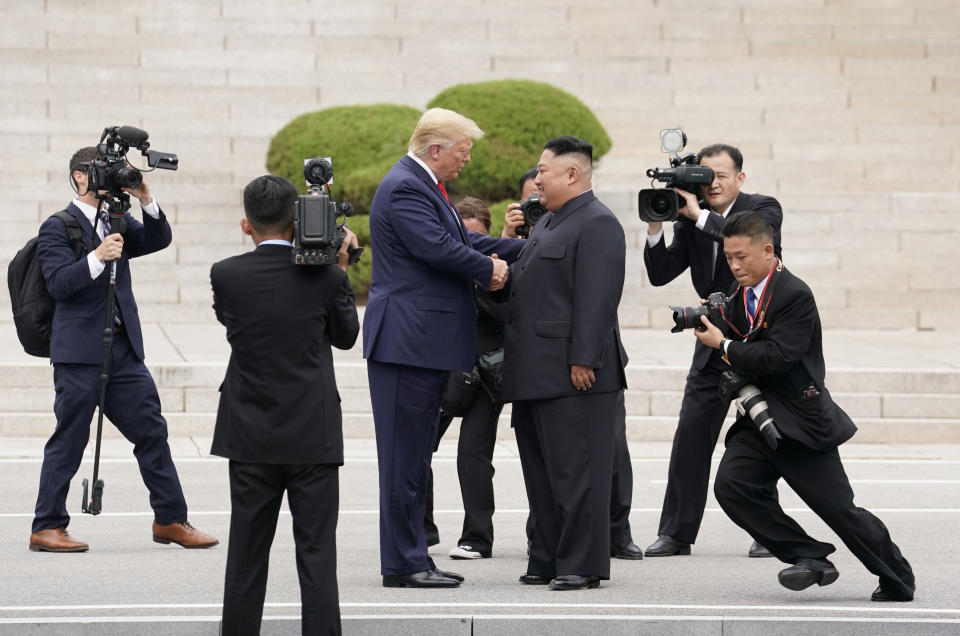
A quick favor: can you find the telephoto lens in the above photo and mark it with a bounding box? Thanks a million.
[737,384,782,450]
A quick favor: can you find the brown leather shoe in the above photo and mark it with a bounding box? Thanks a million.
[152,521,219,549]
[29,527,89,552]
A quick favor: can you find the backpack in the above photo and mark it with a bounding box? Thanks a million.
[8,211,90,357]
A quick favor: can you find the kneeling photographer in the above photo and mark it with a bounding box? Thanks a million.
[639,132,783,559]
[691,211,915,603]
[210,171,360,635]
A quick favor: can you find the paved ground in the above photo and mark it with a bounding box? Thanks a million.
[1,437,959,634]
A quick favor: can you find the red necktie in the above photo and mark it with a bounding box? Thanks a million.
[437,181,451,204]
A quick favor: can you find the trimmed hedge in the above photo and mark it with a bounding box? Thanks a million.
[266,104,421,214]
[266,81,611,300]
[427,79,612,203]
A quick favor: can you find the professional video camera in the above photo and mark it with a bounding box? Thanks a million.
[637,129,714,223]
[719,370,782,450]
[87,126,178,198]
[669,291,729,334]
[516,193,547,238]
[292,157,363,266]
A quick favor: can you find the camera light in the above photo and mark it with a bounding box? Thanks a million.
[660,129,686,154]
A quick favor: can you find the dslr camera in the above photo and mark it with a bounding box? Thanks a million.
[88,125,178,198]
[669,291,729,334]
[638,129,714,223]
[516,193,547,238]
[292,157,363,266]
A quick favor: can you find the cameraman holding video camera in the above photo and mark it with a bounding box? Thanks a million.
[210,175,360,635]
[28,146,217,554]
[692,211,914,603]
[643,143,782,558]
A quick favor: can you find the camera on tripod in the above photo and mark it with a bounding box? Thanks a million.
[516,193,547,238]
[292,157,363,266]
[88,125,178,198]
[638,129,714,223]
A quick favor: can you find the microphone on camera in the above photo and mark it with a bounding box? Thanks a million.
[115,126,149,147]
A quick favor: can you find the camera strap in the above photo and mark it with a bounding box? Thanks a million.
[721,259,782,340]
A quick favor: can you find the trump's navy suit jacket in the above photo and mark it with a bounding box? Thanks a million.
[37,202,171,364]
[363,155,523,372]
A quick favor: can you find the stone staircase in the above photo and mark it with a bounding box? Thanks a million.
[1,327,958,444]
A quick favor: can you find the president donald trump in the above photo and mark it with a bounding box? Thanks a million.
[364,108,523,588]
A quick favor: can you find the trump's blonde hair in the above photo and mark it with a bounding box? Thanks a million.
[408,108,484,158]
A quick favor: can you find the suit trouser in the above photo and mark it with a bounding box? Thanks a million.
[656,354,729,544]
[423,395,506,555]
[514,392,617,580]
[33,331,187,533]
[367,359,447,576]
[714,425,916,599]
[221,461,341,636]
[525,390,635,550]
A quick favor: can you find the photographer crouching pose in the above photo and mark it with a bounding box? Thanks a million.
[693,211,915,602]
[210,175,360,635]
[642,141,782,558]
[29,146,217,553]
[500,137,628,590]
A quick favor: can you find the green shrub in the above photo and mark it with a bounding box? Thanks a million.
[427,80,612,203]
[266,104,422,214]
[343,212,372,300]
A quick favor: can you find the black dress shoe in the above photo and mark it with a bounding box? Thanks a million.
[383,570,460,588]
[519,573,550,585]
[644,535,691,557]
[748,540,774,558]
[871,585,913,602]
[432,568,464,583]
[611,541,644,560]
[778,558,839,591]
[548,575,600,590]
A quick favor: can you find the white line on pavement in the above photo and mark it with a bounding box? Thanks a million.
[2,602,959,615]
[651,479,960,485]
[1,507,958,520]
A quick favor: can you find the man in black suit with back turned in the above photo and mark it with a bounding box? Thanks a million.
[694,211,915,602]
[500,136,628,590]
[643,144,782,558]
[210,175,360,635]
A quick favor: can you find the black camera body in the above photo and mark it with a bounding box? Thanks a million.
[292,157,363,266]
[88,126,178,198]
[638,129,714,223]
[516,193,547,238]
[669,291,728,334]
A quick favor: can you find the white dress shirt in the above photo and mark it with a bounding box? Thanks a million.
[73,197,160,279]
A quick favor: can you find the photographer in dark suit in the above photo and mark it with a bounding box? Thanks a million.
[694,211,915,603]
[211,175,360,635]
[643,144,782,558]
[29,146,217,553]
[500,137,628,590]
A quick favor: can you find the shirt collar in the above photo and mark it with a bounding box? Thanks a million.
[719,200,735,218]
[750,274,769,300]
[258,239,292,247]
[407,151,438,184]
[72,198,100,226]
